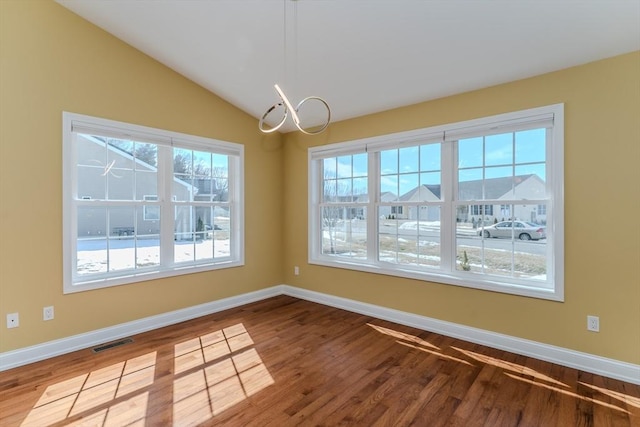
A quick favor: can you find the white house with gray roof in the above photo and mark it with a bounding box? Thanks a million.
[393,175,546,224]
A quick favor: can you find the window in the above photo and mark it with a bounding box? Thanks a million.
[309,104,564,300]
[63,112,244,293]
[143,195,159,221]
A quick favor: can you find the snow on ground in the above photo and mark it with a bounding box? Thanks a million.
[77,239,230,275]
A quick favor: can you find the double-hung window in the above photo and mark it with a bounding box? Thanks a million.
[63,112,244,293]
[309,104,564,300]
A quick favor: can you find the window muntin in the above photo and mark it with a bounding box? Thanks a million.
[309,104,563,300]
[64,112,244,293]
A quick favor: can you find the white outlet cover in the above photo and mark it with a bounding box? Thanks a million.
[6,313,19,328]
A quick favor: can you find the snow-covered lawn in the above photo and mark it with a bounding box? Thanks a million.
[77,238,230,275]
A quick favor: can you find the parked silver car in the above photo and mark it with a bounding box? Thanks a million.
[479,221,546,241]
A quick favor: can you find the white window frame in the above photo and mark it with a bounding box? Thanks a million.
[309,104,564,301]
[62,112,244,294]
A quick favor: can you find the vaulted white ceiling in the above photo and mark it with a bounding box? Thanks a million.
[57,0,640,132]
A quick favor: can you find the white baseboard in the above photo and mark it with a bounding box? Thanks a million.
[1,284,638,385]
[0,286,281,372]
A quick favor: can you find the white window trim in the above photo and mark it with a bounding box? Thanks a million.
[62,112,245,294]
[309,104,564,301]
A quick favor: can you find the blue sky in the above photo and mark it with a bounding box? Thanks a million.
[324,127,546,198]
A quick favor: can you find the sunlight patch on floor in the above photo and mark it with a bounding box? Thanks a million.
[578,381,640,409]
[397,341,473,366]
[172,323,274,425]
[452,346,569,387]
[367,323,440,350]
[21,352,156,427]
[506,373,630,414]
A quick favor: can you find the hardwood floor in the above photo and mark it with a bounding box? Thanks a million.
[0,295,638,426]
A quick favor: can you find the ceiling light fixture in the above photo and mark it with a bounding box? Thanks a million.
[259,1,330,135]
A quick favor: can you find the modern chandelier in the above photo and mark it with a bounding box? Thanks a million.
[258,1,331,135]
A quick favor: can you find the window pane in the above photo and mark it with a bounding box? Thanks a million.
[399,146,419,173]
[77,207,108,275]
[107,169,134,200]
[514,173,546,199]
[212,154,229,177]
[321,207,366,259]
[323,179,337,202]
[379,210,441,266]
[420,144,440,172]
[174,205,194,241]
[174,205,194,263]
[352,153,367,177]
[419,173,441,200]
[458,137,483,168]
[136,208,160,269]
[458,169,483,200]
[104,139,135,200]
[77,135,107,200]
[399,173,419,199]
[336,178,352,200]
[143,196,160,221]
[174,148,193,175]
[107,139,134,170]
[194,207,210,242]
[214,207,231,258]
[337,156,352,178]
[395,207,441,268]
[380,149,398,175]
[136,169,157,201]
[214,178,229,202]
[380,175,398,200]
[134,142,157,168]
[323,158,336,179]
[485,133,513,167]
[193,206,214,260]
[353,177,368,202]
[108,207,135,272]
[378,212,399,263]
[193,151,212,178]
[194,178,214,202]
[515,128,545,164]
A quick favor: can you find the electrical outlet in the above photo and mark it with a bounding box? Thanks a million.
[6,313,19,328]
[43,306,54,321]
[587,315,599,332]
[294,266,299,276]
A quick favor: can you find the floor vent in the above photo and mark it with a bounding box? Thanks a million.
[92,338,134,353]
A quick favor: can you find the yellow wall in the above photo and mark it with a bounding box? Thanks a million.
[283,52,640,365]
[0,1,283,352]
[1,1,639,366]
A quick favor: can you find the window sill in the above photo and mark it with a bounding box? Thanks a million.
[64,260,244,294]
[308,257,563,302]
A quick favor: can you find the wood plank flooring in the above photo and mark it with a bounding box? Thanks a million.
[0,295,638,426]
